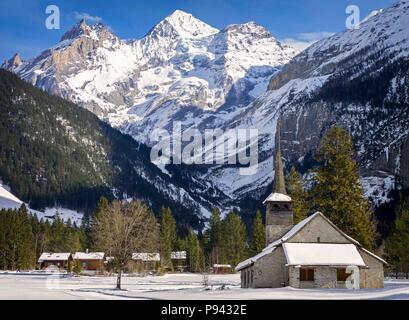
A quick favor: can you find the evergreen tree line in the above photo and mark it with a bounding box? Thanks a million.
[0,205,84,270]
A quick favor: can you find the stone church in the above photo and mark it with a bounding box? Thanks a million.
[236,122,387,289]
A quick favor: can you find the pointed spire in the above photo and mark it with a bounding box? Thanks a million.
[273,116,287,195]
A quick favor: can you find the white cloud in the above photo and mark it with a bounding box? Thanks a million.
[73,12,103,24]
[280,31,335,53]
[296,31,335,42]
[281,38,313,52]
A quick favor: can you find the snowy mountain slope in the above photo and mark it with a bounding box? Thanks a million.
[206,0,409,205]
[0,183,23,210]
[4,2,409,215]
[1,10,297,217]
[0,183,83,225]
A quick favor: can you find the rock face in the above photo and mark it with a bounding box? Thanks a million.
[2,53,22,70]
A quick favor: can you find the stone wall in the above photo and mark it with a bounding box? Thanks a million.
[246,247,287,288]
[265,225,292,245]
[289,266,338,289]
[265,202,293,244]
[289,214,350,244]
[314,267,337,288]
[358,249,385,288]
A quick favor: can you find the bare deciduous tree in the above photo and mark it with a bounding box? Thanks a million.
[93,200,158,289]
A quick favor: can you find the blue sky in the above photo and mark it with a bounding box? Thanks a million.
[0,0,397,62]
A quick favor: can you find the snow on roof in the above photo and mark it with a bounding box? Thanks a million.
[236,246,276,271]
[73,252,105,260]
[263,192,292,204]
[359,247,388,265]
[283,243,366,267]
[132,253,161,262]
[38,253,71,262]
[213,264,232,268]
[171,251,187,259]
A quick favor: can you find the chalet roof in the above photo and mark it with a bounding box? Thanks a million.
[283,243,366,266]
[38,253,71,262]
[235,212,386,271]
[132,253,161,262]
[263,192,292,204]
[171,251,187,259]
[73,252,105,260]
[213,264,232,268]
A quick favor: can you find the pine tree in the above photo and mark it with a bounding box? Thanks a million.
[90,197,109,249]
[220,212,248,267]
[287,167,309,224]
[49,214,66,252]
[385,197,409,276]
[209,208,222,265]
[93,197,109,223]
[14,205,35,269]
[186,230,203,273]
[73,259,82,275]
[311,127,375,248]
[251,210,265,255]
[159,207,177,271]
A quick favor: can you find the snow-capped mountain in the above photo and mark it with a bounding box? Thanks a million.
[4,10,296,137]
[4,2,409,215]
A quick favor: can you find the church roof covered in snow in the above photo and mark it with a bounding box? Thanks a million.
[236,212,386,271]
[283,243,366,266]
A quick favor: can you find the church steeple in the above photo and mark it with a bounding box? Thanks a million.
[263,115,293,245]
[272,118,287,195]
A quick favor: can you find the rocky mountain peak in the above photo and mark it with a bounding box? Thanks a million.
[223,21,271,37]
[1,53,23,70]
[60,18,89,41]
[148,9,218,39]
[59,18,114,43]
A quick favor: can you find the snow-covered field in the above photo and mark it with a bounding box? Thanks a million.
[0,273,408,300]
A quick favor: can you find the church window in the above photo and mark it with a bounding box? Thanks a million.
[300,268,314,281]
